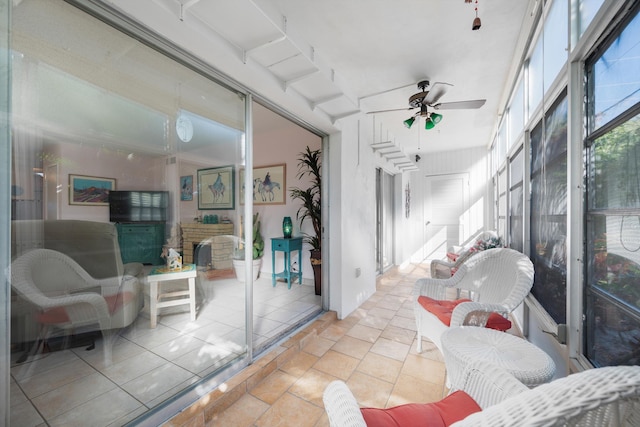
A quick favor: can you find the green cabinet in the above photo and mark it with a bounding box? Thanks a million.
[115,222,165,265]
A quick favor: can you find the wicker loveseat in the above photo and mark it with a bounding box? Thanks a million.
[323,360,640,427]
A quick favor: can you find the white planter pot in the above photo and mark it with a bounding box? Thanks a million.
[232,258,261,282]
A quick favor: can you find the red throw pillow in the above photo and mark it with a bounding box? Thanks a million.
[360,391,481,427]
[417,296,512,331]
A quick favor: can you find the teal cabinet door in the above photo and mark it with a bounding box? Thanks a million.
[116,223,165,265]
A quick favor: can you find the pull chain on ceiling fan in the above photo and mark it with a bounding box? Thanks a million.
[367,80,486,130]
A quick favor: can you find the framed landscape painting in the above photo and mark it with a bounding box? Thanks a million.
[198,165,235,210]
[69,174,116,206]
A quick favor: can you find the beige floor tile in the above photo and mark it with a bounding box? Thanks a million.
[388,373,445,407]
[357,315,391,330]
[255,392,324,427]
[345,371,394,408]
[356,352,402,384]
[395,307,415,319]
[280,351,319,378]
[331,335,372,360]
[288,368,338,408]
[210,393,270,427]
[388,315,417,331]
[401,353,446,384]
[380,324,416,345]
[369,337,410,362]
[412,339,444,362]
[250,370,298,404]
[302,336,335,358]
[367,306,397,320]
[345,324,382,343]
[313,350,360,381]
[375,295,405,311]
[318,323,349,341]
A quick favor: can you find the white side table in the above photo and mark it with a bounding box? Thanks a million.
[147,263,197,328]
[441,326,555,391]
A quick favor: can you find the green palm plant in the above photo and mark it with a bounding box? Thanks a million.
[289,146,321,250]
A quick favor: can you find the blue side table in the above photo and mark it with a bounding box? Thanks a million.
[271,237,303,288]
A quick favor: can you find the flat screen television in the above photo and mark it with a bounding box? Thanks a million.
[109,190,169,223]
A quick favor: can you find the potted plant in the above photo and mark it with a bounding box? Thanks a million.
[289,146,322,295]
[232,212,265,282]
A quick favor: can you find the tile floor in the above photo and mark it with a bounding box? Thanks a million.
[9,270,322,427]
[206,261,453,427]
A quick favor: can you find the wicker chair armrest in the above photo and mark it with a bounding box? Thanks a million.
[323,380,367,427]
[450,302,509,328]
[414,267,467,300]
[430,258,456,277]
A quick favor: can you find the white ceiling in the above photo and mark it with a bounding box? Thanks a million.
[109,0,536,155]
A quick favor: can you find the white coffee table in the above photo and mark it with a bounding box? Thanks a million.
[147,263,197,328]
[441,326,556,390]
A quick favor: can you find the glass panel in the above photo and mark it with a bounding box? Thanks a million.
[590,11,640,131]
[543,0,568,93]
[585,6,640,368]
[509,148,524,251]
[508,77,525,145]
[585,287,640,366]
[498,169,507,239]
[588,114,640,210]
[9,0,251,423]
[528,35,544,117]
[573,0,606,40]
[530,94,568,324]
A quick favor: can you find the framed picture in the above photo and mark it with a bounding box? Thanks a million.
[198,166,235,210]
[180,175,193,201]
[240,164,286,205]
[69,174,116,206]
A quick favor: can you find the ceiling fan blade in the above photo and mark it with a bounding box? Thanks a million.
[433,99,486,110]
[366,107,416,114]
[423,82,453,105]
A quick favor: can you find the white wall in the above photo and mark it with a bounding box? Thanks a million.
[328,118,378,318]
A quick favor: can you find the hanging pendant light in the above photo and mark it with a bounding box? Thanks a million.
[404,117,416,129]
[424,118,435,130]
[472,0,481,30]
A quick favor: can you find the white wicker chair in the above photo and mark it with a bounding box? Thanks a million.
[323,361,640,427]
[10,248,137,363]
[430,231,500,279]
[414,247,534,353]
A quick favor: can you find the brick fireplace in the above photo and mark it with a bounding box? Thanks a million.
[181,223,235,269]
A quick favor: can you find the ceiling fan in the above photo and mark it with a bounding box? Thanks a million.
[367,80,486,129]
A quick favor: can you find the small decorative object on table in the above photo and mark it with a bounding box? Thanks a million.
[161,247,182,271]
[282,216,293,238]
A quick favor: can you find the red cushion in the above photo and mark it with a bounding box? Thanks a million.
[36,291,135,325]
[417,296,512,331]
[361,391,481,427]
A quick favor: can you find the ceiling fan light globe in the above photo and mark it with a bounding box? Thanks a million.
[425,119,435,130]
[403,117,415,129]
[431,113,443,124]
